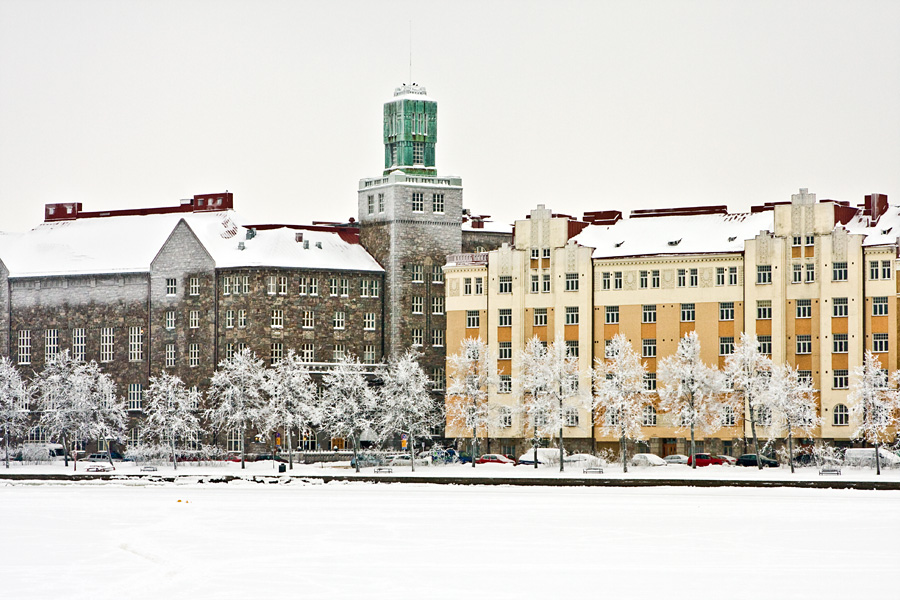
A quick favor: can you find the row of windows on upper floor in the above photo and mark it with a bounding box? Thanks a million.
[16,327,143,365]
[366,192,446,215]
[755,261,893,284]
[461,274,581,296]
[162,276,385,299]
[464,307,582,329]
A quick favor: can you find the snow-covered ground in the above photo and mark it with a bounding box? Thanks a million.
[1,477,897,599]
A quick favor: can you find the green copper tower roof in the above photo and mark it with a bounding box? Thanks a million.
[383,83,437,176]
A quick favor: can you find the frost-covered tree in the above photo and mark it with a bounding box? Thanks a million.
[379,350,439,472]
[261,350,319,470]
[592,334,648,473]
[725,333,773,470]
[33,351,125,470]
[206,348,267,469]
[847,351,900,475]
[763,365,821,473]
[321,353,378,473]
[446,337,498,468]
[141,371,203,470]
[658,332,728,469]
[519,336,580,471]
[0,357,28,468]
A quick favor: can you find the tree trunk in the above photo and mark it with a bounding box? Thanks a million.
[240,431,246,470]
[690,420,696,470]
[107,442,114,468]
[787,429,794,474]
[749,396,763,470]
[559,425,565,473]
[471,425,476,468]
[875,440,882,476]
[172,437,178,471]
[621,429,627,473]
[533,438,538,469]
[4,424,9,469]
[410,431,416,473]
[62,433,70,468]
[354,436,361,474]
[288,426,294,470]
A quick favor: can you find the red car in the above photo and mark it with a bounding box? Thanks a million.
[687,453,725,467]
[475,453,517,465]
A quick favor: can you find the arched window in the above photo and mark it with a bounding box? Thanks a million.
[833,404,849,426]
[642,405,657,427]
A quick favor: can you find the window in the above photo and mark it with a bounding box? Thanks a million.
[223,276,231,295]
[602,272,611,290]
[834,368,851,389]
[165,344,176,367]
[833,403,849,425]
[187,310,199,329]
[719,302,734,321]
[499,406,513,427]
[605,306,619,324]
[72,328,85,361]
[227,430,243,453]
[279,276,288,295]
[719,336,734,356]
[534,308,548,327]
[165,278,177,296]
[360,280,370,297]
[271,309,284,329]
[651,270,660,288]
[128,327,143,362]
[476,277,484,295]
[333,344,345,361]
[432,194,445,214]
[499,342,512,360]
[870,261,880,280]
[642,405,657,427]
[412,192,424,212]
[798,371,812,386]
[640,271,648,289]
[432,266,444,284]
[127,384,143,411]
[796,335,812,354]
[873,296,888,316]
[792,264,802,284]
[796,299,811,318]
[832,297,849,317]
[431,329,444,347]
[541,248,551,260]
[467,310,480,328]
[361,312,375,331]
[638,304,655,324]
[614,272,622,290]
[805,263,815,282]
[677,269,686,287]
[464,277,472,295]
[497,375,512,394]
[566,340,579,358]
[883,260,892,280]
[364,345,377,363]
[721,406,736,427]
[757,265,772,284]
[267,275,277,295]
[874,333,889,353]
[681,303,695,322]
[530,275,540,294]
[833,262,848,282]
[432,296,444,314]
[333,311,345,330]
[729,267,738,285]
[432,367,445,392]
[225,310,235,329]
[542,274,551,293]
[100,328,114,363]
[565,306,579,325]
[225,343,235,360]
[644,372,657,391]
[370,280,378,297]
[340,278,349,296]
[45,329,59,362]
[413,142,424,164]
[642,339,656,358]
[531,249,540,260]
[690,268,698,287]
[758,335,772,355]
[565,273,579,291]
[604,408,620,427]
[499,276,512,294]
[298,277,309,295]
[189,344,200,367]
[412,296,424,314]
[308,277,319,296]
[757,300,772,320]
[303,311,315,329]
[411,265,424,283]
[378,193,385,213]
[564,407,579,427]
[792,236,802,247]
[270,342,283,366]
[189,277,200,296]
[499,309,512,327]
[238,309,247,328]
[367,194,375,215]
[833,334,848,353]
[716,267,725,286]
[301,344,315,363]
[329,278,338,296]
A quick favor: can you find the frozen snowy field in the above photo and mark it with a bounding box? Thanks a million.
[2,479,897,599]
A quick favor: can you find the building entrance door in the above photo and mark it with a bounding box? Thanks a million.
[662,439,676,457]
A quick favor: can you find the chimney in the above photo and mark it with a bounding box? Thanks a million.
[295,232,304,243]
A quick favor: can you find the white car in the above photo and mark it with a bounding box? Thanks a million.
[389,454,430,467]
[631,453,667,467]
[518,448,564,466]
[843,447,900,468]
[663,454,689,465]
[565,453,606,468]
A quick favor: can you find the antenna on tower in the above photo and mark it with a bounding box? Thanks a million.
[408,20,413,85]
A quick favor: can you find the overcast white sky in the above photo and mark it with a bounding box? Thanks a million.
[1,1,898,232]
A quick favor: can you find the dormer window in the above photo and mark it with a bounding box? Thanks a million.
[668,239,681,247]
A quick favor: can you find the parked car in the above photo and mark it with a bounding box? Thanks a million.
[735,454,778,467]
[476,453,516,465]
[565,453,606,468]
[255,453,288,463]
[687,453,716,467]
[87,451,123,462]
[663,454,689,464]
[843,447,900,468]
[389,454,429,467]
[715,455,737,465]
[350,453,386,468]
[517,448,564,466]
[631,453,667,467]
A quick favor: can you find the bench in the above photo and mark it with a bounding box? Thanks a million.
[819,465,842,476]
[374,467,393,474]
[583,467,604,474]
[86,464,114,472]
[140,466,158,472]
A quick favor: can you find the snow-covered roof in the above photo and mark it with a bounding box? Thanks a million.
[0,210,382,278]
[844,205,900,247]
[573,211,775,259]
[462,221,514,234]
